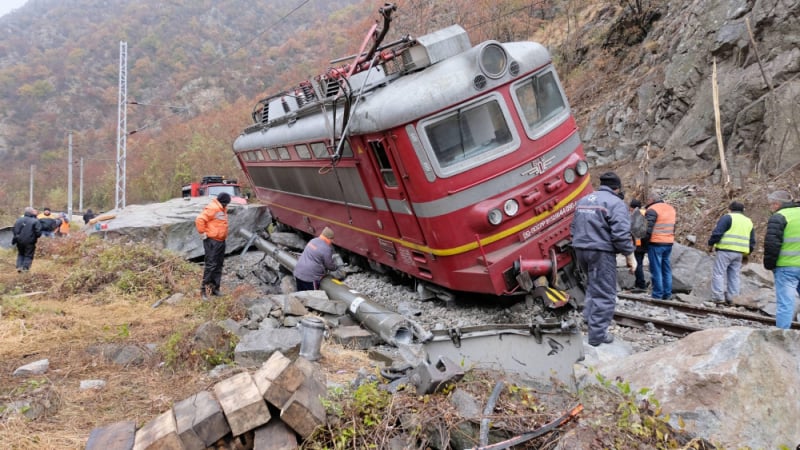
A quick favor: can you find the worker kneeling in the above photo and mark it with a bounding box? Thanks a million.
[294,227,345,291]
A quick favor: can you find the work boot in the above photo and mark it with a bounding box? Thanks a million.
[589,334,614,347]
[211,289,222,297]
[200,287,208,301]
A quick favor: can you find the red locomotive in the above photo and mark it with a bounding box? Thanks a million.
[233,4,591,301]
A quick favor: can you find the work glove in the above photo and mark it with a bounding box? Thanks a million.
[742,254,750,265]
[330,269,346,281]
[625,253,637,274]
[708,245,715,253]
[200,232,208,240]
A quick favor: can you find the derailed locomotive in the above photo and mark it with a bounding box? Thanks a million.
[233,4,591,301]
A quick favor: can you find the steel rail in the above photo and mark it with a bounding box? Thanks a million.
[617,293,800,330]
[612,311,702,337]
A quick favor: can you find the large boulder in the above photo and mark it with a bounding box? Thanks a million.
[590,327,800,449]
[85,197,271,259]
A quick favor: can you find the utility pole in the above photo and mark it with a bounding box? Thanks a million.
[68,132,73,218]
[115,41,128,210]
[79,157,84,212]
[29,165,34,207]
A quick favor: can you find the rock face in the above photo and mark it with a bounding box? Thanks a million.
[85,197,271,259]
[592,327,800,449]
[580,0,799,183]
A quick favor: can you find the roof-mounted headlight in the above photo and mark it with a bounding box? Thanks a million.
[479,43,507,79]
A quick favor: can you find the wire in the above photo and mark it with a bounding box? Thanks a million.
[209,0,312,67]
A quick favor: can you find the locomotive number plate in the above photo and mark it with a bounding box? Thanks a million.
[519,202,576,241]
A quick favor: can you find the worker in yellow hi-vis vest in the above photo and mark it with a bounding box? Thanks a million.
[708,201,755,305]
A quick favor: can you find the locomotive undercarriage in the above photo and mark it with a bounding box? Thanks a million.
[273,219,585,325]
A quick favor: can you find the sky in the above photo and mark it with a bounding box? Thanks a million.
[0,0,28,18]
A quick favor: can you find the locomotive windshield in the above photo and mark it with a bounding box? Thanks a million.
[512,69,567,136]
[421,95,515,177]
[207,185,242,198]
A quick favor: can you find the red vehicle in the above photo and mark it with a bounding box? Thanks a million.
[232,4,591,300]
[182,175,247,205]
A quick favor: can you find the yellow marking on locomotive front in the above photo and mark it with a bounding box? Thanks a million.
[267,176,590,257]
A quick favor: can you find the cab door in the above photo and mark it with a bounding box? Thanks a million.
[366,135,426,244]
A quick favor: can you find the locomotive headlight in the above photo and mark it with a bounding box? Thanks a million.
[488,208,503,226]
[479,43,508,79]
[576,160,589,176]
[503,199,519,217]
[564,167,577,184]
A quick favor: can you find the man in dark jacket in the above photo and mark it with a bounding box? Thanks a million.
[629,199,648,291]
[37,207,59,238]
[13,207,43,272]
[763,190,800,328]
[83,209,96,225]
[708,201,755,305]
[570,172,636,346]
[294,227,340,291]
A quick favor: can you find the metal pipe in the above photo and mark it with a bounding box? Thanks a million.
[239,229,413,346]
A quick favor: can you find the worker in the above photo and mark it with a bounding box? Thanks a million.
[763,190,800,329]
[294,227,341,291]
[37,207,58,238]
[195,192,230,299]
[13,207,43,272]
[645,192,677,300]
[707,201,755,305]
[57,212,70,237]
[570,172,636,346]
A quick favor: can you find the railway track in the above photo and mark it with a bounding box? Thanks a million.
[611,291,800,337]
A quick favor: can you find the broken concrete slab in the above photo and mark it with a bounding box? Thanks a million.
[253,420,299,450]
[331,325,377,350]
[293,290,348,316]
[212,372,271,437]
[234,328,302,368]
[133,410,182,450]
[85,421,136,450]
[271,294,309,317]
[279,374,327,439]
[173,391,230,449]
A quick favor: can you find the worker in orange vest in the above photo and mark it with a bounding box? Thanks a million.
[57,213,70,237]
[644,193,676,300]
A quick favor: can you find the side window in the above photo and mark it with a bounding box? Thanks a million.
[311,142,329,158]
[277,146,291,160]
[340,139,354,158]
[266,148,279,160]
[296,144,312,159]
[369,140,397,187]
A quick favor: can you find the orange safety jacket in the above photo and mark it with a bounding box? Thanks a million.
[648,202,676,244]
[59,219,70,235]
[195,199,229,241]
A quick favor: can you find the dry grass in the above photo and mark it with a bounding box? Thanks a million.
[0,236,211,449]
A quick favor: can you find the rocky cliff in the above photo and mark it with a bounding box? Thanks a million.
[574,0,798,184]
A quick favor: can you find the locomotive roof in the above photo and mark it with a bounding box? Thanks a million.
[233,40,552,151]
